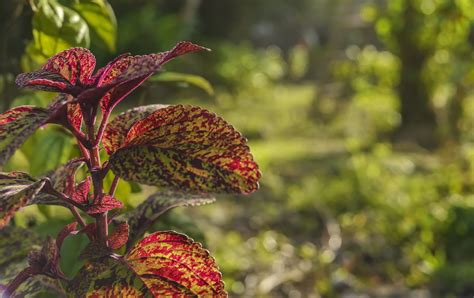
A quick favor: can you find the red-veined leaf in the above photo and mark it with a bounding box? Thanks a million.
[97,41,209,112]
[85,195,123,215]
[109,105,260,194]
[102,104,166,154]
[114,190,215,249]
[70,177,91,205]
[68,231,227,297]
[0,172,47,228]
[0,106,51,166]
[16,48,96,94]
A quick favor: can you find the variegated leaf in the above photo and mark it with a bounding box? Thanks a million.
[103,104,166,154]
[97,41,209,112]
[0,106,51,166]
[33,158,85,206]
[0,226,66,297]
[109,105,261,194]
[0,172,47,228]
[68,231,227,297]
[114,190,215,249]
[15,48,96,94]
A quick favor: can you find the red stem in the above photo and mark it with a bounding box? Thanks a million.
[93,110,111,147]
[84,108,109,247]
[109,176,120,196]
[69,206,86,228]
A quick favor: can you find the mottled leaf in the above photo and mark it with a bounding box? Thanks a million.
[109,105,261,194]
[103,104,166,154]
[0,106,51,166]
[108,222,129,250]
[16,47,95,93]
[97,41,209,112]
[149,71,214,95]
[33,158,85,206]
[0,226,66,297]
[0,172,47,228]
[115,190,215,249]
[70,177,91,205]
[68,231,226,297]
[85,195,123,214]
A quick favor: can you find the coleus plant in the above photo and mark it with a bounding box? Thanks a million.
[0,42,260,297]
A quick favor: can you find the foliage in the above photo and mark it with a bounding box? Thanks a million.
[0,39,260,296]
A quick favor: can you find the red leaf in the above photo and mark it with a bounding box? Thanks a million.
[103,104,166,154]
[43,47,96,85]
[15,70,73,93]
[126,231,226,296]
[108,222,129,250]
[70,177,91,205]
[85,195,123,215]
[97,41,209,112]
[15,48,96,94]
[67,231,227,297]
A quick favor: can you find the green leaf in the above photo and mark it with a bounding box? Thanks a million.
[0,226,66,297]
[22,0,90,70]
[67,231,227,297]
[22,126,76,176]
[108,105,261,194]
[70,0,117,52]
[114,190,215,249]
[0,172,48,228]
[148,71,214,95]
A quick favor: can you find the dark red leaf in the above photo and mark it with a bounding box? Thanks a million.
[97,41,209,112]
[15,48,96,94]
[85,195,123,215]
[70,177,91,205]
[108,222,129,250]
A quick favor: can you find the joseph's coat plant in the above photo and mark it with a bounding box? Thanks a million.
[0,41,260,297]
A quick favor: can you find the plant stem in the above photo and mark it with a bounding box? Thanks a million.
[109,176,120,196]
[94,110,111,147]
[69,206,86,228]
[85,108,109,247]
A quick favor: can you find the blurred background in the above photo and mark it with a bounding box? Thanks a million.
[2,0,474,296]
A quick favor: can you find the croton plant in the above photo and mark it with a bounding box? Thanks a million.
[0,42,260,297]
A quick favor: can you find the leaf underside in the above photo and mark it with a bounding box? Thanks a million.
[68,231,227,297]
[0,172,47,228]
[115,190,215,249]
[108,105,260,194]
